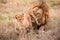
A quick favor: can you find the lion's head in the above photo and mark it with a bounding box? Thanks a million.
[15,14,24,23]
[28,0,49,26]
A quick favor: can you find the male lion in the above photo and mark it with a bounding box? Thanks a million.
[27,0,49,31]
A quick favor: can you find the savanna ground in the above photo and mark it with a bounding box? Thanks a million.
[0,0,60,40]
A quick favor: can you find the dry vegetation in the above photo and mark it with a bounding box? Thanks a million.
[0,0,60,40]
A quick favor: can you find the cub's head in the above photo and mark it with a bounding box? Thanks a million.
[15,14,24,22]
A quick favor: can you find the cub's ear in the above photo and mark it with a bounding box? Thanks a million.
[15,14,24,21]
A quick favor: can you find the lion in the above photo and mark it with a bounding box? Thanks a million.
[15,13,33,34]
[15,0,49,32]
[27,0,49,31]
